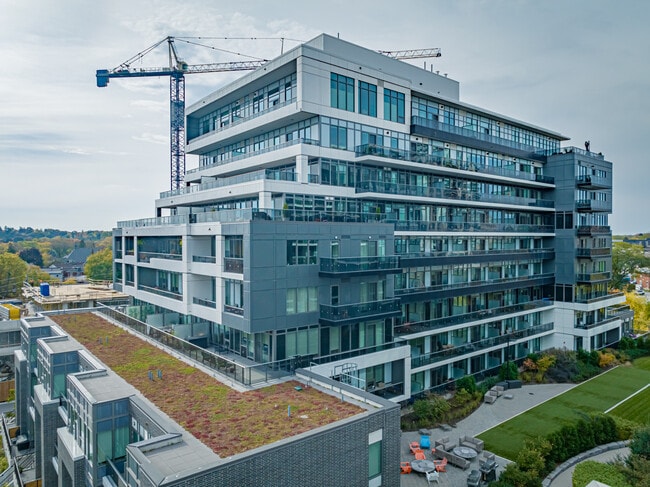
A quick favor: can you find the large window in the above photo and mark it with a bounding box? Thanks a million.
[384,88,405,123]
[358,81,377,116]
[331,73,354,111]
[286,287,318,314]
[225,279,244,311]
[369,440,382,479]
[287,240,318,265]
[225,235,243,258]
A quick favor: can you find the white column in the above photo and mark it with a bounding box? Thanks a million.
[259,191,273,210]
[295,154,309,183]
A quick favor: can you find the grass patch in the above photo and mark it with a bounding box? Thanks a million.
[478,364,650,460]
[608,385,650,425]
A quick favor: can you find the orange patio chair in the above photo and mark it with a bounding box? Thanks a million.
[400,461,412,474]
[409,441,420,455]
[415,450,426,460]
[434,457,447,472]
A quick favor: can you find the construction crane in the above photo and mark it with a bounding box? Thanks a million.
[96,36,267,191]
[97,37,441,191]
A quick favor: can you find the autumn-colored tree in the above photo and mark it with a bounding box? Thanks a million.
[84,248,113,281]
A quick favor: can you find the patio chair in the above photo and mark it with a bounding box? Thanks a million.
[409,441,420,455]
[425,469,440,484]
[434,457,447,472]
[415,450,426,460]
[400,461,412,474]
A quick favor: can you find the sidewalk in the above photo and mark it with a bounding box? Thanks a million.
[400,384,576,486]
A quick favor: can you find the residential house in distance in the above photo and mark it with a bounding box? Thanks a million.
[110,33,631,404]
[61,247,94,282]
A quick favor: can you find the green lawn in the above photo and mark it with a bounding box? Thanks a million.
[478,361,650,460]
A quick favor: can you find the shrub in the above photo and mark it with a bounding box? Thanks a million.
[573,461,632,487]
[411,393,450,426]
[612,416,641,441]
[456,375,477,394]
[630,426,650,460]
[478,375,500,394]
[499,361,519,381]
[599,351,618,368]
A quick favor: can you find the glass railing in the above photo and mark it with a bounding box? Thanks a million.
[355,180,554,208]
[137,251,182,263]
[137,284,182,301]
[410,117,550,158]
[400,248,554,261]
[188,97,297,144]
[576,200,612,212]
[394,299,553,335]
[320,298,401,322]
[574,291,623,304]
[576,248,611,257]
[356,141,554,184]
[576,272,611,282]
[537,146,605,160]
[319,256,400,274]
[394,273,554,297]
[224,258,244,273]
[576,225,611,235]
[224,304,244,316]
[192,255,217,264]
[118,207,555,234]
[411,322,554,368]
[187,138,319,175]
[576,175,611,188]
[193,297,216,309]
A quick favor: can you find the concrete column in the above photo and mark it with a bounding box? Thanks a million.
[259,191,273,210]
[295,155,308,184]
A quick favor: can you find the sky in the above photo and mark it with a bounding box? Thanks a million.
[1,0,648,234]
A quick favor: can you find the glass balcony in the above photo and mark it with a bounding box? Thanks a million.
[224,258,244,273]
[576,175,611,189]
[576,272,611,283]
[576,248,611,258]
[319,298,401,324]
[390,220,554,234]
[575,306,634,329]
[410,322,554,369]
[394,273,554,299]
[355,141,554,185]
[319,256,400,276]
[193,297,216,309]
[224,304,244,316]
[355,180,554,208]
[137,251,182,263]
[394,299,553,336]
[539,146,605,160]
[576,200,612,212]
[400,248,554,265]
[574,291,623,304]
[576,225,611,236]
[137,284,182,301]
[192,255,217,264]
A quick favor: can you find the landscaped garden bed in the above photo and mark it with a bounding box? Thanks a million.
[52,313,362,457]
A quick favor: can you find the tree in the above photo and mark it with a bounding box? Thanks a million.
[611,242,650,290]
[84,248,113,281]
[0,252,28,298]
[25,265,56,286]
[19,247,44,267]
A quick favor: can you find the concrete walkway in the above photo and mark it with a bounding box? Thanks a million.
[400,384,576,486]
[545,444,630,487]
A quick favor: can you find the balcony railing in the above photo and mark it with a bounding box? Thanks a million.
[355,141,554,184]
[390,220,555,234]
[576,199,612,212]
[137,251,182,263]
[192,255,217,264]
[538,146,605,160]
[400,248,554,263]
[137,284,182,301]
[576,175,611,189]
[394,273,554,298]
[319,298,401,324]
[576,272,611,283]
[576,225,611,235]
[410,117,553,164]
[319,256,400,275]
[224,304,244,316]
[355,180,554,209]
[574,291,623,304]
[576,248,611,258]
[187,138,319,175]
[394,299,554,336]
[411,322,554,369]
[224,258,244,273]
[193,297,216,309]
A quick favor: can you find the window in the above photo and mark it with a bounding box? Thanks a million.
[358,81,377,116]
[330,73,354,111]
[384,88,405,123]
[225,235,243,258]
[225,279,244,310]
[329,125,347,150]
[286,287,318,314]
[368,440,382,479]
[287,240,318,265]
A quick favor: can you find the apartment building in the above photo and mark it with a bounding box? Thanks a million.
[112,33,632,402]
